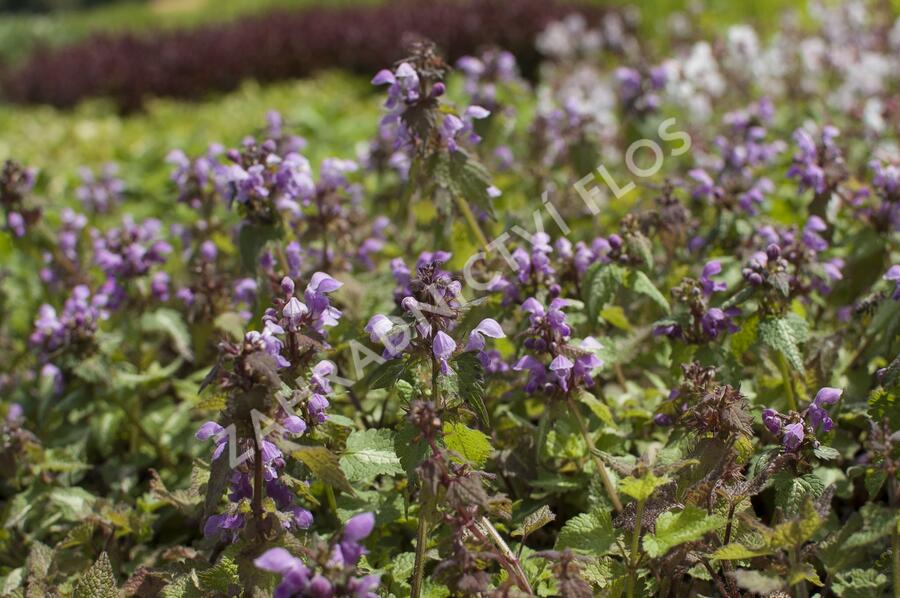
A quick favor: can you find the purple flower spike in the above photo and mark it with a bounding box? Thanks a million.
[700,260,727,295]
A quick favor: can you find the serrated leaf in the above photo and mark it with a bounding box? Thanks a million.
[759,314,809,371]
[25,542,53,582]
[768,499,822,549]
[512,505,556,538]
[452,352,488,425]
[642,506,725,558]
[583,262,625,322]
[443,422,492,467]
[556,509,614,555]
[447,149,496,219]
[283,441,356,495]
[141,308,193,360]
[730,314,759,358]
[630,270,669,313]
[843,504,898,549]
[625,231,654,270]
[340,429,403,482]
[619,472,668,502]
[73,552,117,598]
[196,556,239,592]
[788,562,823,586]
[832,568,889,597]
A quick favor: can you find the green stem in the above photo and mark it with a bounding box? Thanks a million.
[324,484,338,515]
[890,475,900,598]
[410,504,430,598]
[567,396,623,512]
[453,194,491,254]
[627,499,645,598]
[789,548,808,598]
[776,353,798,412]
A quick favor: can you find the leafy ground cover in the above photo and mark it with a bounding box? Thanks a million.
[1,1,900,597]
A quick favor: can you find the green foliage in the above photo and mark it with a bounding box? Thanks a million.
[73,552,117,598]
[442,422,492,467]
[759,313,809,371]
[642,506,725,558]
[340,428,404,482]
[556,509,615,555]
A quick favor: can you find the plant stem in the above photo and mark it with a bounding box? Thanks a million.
[776,353,798,412]
[410,502,430,598]
[252,438,264,521]
[890,474,900,598]
[476,516,533,594]
[626,498,645,598]
[567,396,623,512]
[453,194,491,254]
[789,548,808,598]
[324,484,338,515]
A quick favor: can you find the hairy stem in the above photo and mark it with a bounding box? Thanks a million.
[626,498,645,598]
[567,396,623,512]
[252,438,264,521]
[776,353,798,412]
[410,501,431,598]
[453,194,491,254]
[476,516,533,594]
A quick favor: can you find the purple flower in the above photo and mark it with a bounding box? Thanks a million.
[814,387,842,406]
[782,422,805,451]
[761,408,781,435]
[465,318,505,351]
[433,331,457,375]
[885,265,900,300]
[700,260,727,295]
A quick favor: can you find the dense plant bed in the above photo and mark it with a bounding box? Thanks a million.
[1,0,609,111]
[2,2,900,596]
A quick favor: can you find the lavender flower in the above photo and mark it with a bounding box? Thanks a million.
[885,264,900,300]
[75,163,125,213]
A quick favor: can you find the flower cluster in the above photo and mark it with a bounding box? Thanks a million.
[761,387,842,451]
[254,513,379,598]
[514,297,602,394]
[30,285,107,356]
[655,260,739,343]
[1,159,39,238]
[75,163,125,214]
[786,125,846,196]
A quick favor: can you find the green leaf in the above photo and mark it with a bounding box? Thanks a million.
[447,149,496,219]
[512,505,556,538]
[142,308,193,360]
[25,542,53,582]
[196,556,239,592]
[759,313,809,371]
[284,441,356,495]
[600,305,631,330]
[340,429,404,482]
[443,422,492,467]
[556,509,615,555]
[353,357,407,393]
[630,270,670,313]
[583,262,625,322]
[729,314,759,358]
[625,231,654,270]
[768,499,822,549]
[642,506,726,558]
[204,454,232,519]
[729,569,784,594]
[452,351,489,425]
[214,312,246,341]
[576,391,616,428]
[619,472,668,502]
[712,543,772,561]
[843,504,898,549]
[73,552,118,598]
[237,222,279,273]
[832,568,889,597]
